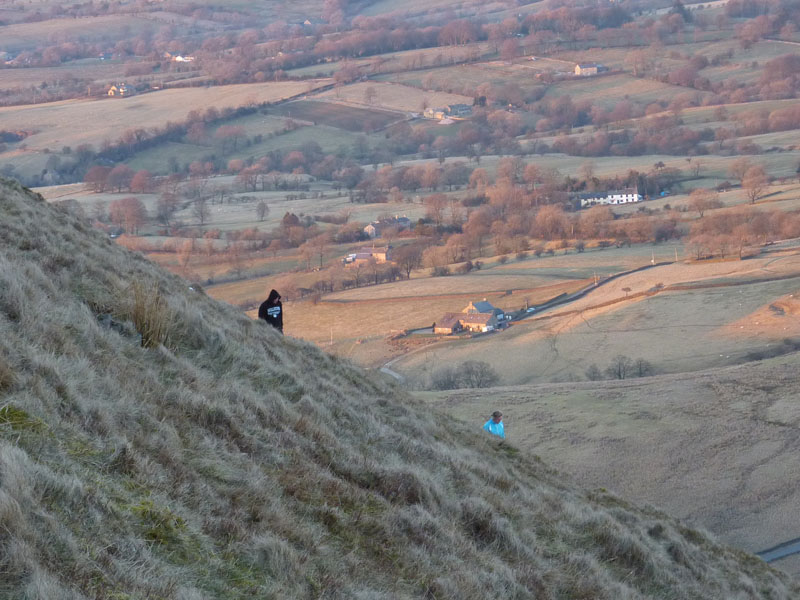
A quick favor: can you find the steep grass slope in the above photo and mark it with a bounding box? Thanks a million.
[0,176,797,599]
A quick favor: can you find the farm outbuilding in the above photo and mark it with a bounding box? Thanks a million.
[107,83,133,97]
[574,63,609,76]
[434,314,463,335]
[343,245,392,265]
[363,216,411,239]
[434,305,500,334]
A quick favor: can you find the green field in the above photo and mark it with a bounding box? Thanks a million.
[270,100,404,132]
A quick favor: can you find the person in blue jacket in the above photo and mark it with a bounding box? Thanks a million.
[483,411,505,438]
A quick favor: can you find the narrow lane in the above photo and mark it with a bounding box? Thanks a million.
[757,538,800,563]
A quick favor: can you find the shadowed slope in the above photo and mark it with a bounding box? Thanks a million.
[420,355,800,576]
[0,176,797,599]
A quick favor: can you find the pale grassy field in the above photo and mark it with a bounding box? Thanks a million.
[36,176,426,234]
[0,80,329,154]
[318,82,474,114]
[702,40,800,84]
[125,124,374,173]
[396,151,797,182]
[542,72,713,108]
[323,271,588,303]
[0,61,125,90]
[390,250,800,385]
[216,244,700,365]
[612,183,800,215]
[250,277,590,367]
[360,0,495,17]
[0,15,158,51]
[287,43,493,78]
[418,350,800,575]
[385,63,541,93]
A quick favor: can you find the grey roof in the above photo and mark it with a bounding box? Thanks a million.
[467,301,496,314]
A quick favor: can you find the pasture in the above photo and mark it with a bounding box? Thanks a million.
[0,80,327,154]
[124,122,376,174]
[0,15,160,52]
[214,243,698,365]
[384,63,543,95]
[419,350,800,576]
[0,61,125,92]
[317,82,474,114]
[269,100,403,132]
[237,276,591,367]
[286,42,494,79]
[541,72,712,108]
[36,174,427,235]
[389,250,800,386]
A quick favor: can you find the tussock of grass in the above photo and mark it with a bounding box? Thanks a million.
[126,281,171,349]
[0,176,798,599]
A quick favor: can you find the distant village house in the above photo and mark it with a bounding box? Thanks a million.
[576,189,642,208]
[107,83,133,97]
[574,63,609,76]
[363,216,411,239]
[343,245,392,265]
[434,299,506,334]
[423,104,472,120]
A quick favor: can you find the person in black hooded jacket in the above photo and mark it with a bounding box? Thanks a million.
[259,289,283,333]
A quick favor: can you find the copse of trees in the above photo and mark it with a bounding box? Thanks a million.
[429,360,500,390]
[687,206,800,259]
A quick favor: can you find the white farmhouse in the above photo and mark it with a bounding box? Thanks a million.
[578,189,642,208]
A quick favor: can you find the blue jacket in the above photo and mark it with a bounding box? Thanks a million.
[483,419,505,438]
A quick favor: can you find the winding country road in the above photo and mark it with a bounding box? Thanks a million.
[757,538,800,563]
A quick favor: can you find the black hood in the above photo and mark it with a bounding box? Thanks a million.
[267,289,281,302]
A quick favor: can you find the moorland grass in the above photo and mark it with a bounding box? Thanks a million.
[0,176,798,598]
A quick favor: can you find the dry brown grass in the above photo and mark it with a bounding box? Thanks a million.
[125,281,171,348]
[319,81,474,113]
[0,80,328,153]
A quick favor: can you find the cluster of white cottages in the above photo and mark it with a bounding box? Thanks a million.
[577,189,643,208]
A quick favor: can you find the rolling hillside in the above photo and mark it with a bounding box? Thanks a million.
[1,176,798,598]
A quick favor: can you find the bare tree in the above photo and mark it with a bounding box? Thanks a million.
[728,157,753,186]
[109,197,148,234]
[395,243,424,279]
[605,355,633,379]
[688,188,722,217]
[742,166,768,204]
[256,200,269,222]
[192,197,210,225]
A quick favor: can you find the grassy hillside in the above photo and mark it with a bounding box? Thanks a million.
[419,352,800,576]
[1,176,798,599]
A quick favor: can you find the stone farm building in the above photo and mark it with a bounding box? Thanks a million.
[107,83,133,97]
[434,299,506,334]
[574,63,609,76]
[343,245,392,265]
[363,216,411,239]
[577,189,642,208]
[423,104,472,120]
